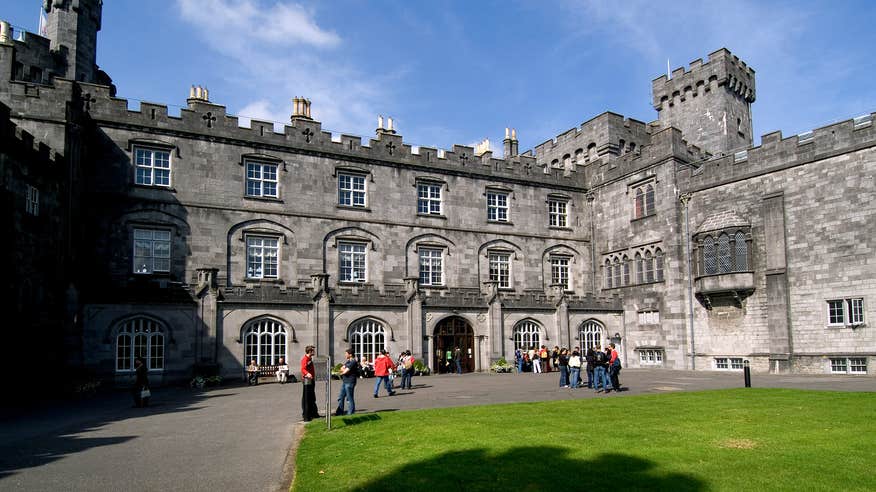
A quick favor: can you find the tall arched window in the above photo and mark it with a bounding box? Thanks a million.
[513,321,541,351]
[579,320,605,351]
[734,232,748,270]
[604,259,613,289]
[243,319,287,366]
[703,236,717,275]
[644,251,654,282]
[622,255,630,286]
[655,248,665,281]
[717,233,732,273]
[116,317,165,372]
[635,252,644,283]
[612,257,621,288]
[350,319,386,363]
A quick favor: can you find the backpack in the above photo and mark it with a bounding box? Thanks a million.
[404,356,414,370]
[612,357,622,369]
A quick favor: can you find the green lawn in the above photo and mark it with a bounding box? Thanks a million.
[292,389,876,491]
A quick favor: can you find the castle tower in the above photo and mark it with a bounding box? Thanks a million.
[43,0,103,83]
[652,48,755,156]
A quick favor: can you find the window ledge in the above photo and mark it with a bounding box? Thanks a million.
[336,205,371,212]
[244,195,284,203]
[417,213,447,220]
[133,184,176,193]
[244,278,283,284]
[548,226,573,231]
[421,284,447,290]
[630,212,656,223]
[487,220,514,226]
[338,281,369,286]
[826,324,867,329]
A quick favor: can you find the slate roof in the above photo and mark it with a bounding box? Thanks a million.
[696,210,750,234]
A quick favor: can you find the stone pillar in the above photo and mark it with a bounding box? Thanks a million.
[404,277,423,361]
[551,284,570,348]
[195,268,219,365]
[484,281,503,362]
[310,273,332,357]
[763,192,792,373]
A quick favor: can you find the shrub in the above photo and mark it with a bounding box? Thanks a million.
[491,357,513,373]
[412,359,431,376]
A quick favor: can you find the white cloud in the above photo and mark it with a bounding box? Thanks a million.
[176,0,383,136]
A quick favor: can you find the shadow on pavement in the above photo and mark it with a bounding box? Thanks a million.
[357,447,704,491]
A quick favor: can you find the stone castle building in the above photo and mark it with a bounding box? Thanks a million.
[2,0,873,388]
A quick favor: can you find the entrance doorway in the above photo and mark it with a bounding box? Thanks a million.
[433,317,475,373]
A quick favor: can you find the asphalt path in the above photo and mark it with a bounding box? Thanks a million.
[1,369,873,491]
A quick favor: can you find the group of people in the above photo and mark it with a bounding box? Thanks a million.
[299,346,419,420]
[245,358,294,386]
[514,343,623,392]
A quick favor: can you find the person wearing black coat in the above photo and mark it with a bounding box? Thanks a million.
[585,347,596,389]
[132,357,150,407]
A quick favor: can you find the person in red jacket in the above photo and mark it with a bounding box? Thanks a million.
[372,349,396,398]
[608,342,622,392]
[300,345,320,421]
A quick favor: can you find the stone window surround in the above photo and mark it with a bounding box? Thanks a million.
[714,357,744,370]
[240,153,286,200]
[415,177,446,217]
[25,184,39,216]
[337,239,369,284]
[547,193,572,229]
[129,139,177,189]
[825,297,866,328]
[333,165,372,210]
[637,348,664,365]
[694,228,752,277]
[549,255,572,291]
[487,249,513,289]
[417,246,445,287]
[115,317,165,373]
[245,234,280,280]
[602,242,664,289]
[627,175,657,220]
[484,185,514,224]
[829,357,868,375]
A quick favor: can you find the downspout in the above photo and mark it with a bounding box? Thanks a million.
[680,193,695,370]
[587,191,597,293]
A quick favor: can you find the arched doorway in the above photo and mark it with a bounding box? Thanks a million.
[433,317,474,373]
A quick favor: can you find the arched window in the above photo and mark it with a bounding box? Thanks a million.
[604,259,613,289]
[635,188,644,218]
[612,257,621,288]
[619,139,626,154]
[734,232,748,270]
[579,320,605,351]
[513,321,541,351]
[350,319,386,363]
[635,253,644,284]
[655,248,664,282]
[243,319,287,366]
[622,255,630,286]
[703,236,717,275]
[574,149,583,164]
[717,233,732,273]
[562,154,571,169]
[116,317,165,372]
[645,251,654,283]
[644,184,655,215]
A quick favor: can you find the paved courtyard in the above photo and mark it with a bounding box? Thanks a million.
[1,370,873,491]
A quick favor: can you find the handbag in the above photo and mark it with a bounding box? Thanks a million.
[140,388,151,398]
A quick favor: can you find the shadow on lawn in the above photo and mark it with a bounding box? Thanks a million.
[358,446,704,491]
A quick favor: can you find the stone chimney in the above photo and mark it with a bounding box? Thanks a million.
[377,114,397,135]
[187,85,210,103]
[291,97,312,120]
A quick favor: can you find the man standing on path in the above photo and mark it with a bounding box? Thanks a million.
[593,345,608,393]
[300,345,320,421]
[335,348,359,415]
[373,349,396,398]
[454,347,463,374]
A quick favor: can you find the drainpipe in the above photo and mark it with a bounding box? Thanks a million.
[680,193,695,370]
[587,191,597,293]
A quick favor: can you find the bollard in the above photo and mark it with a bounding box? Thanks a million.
[743,359,751,388]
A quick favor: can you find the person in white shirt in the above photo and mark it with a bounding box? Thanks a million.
[276,357,289,384]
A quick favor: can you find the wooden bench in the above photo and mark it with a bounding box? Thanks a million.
[245,365,297,384]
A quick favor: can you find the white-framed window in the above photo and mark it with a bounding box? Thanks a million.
[25,184,39,216]
[339,242,367,283]
[350,319,386,363]
[827,298,865,326]
[246,236,279,279]
[550,256,570,290]
[579,320,605,351]
[134,228,171,274]
[487,191,509,222]
[513,321,541,351]
[638,311,660,325]
[417,183,442,215]
[243,319,287,366]
[134,147,171,187]
[245,160,278,198]
[489,252,511,288]
[715,357,744,370]
[633,183,655,219]
[116,317,164,372]
[830,357,867,374]
[548,199,568,227]
[338,173,366,207]
[418,248,444,286]
[638,349,664,365]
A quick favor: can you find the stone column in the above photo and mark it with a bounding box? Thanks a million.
[404,277,423,361]
[763,193,792,373]
[484,281,503,362]
[195,268,219,365]
[310,274,332,357]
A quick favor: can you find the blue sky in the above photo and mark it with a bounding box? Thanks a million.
[5,0,876,153]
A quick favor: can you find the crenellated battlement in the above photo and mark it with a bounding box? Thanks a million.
[73,85,578,187]
[683,112,876,190]
[531,112,652,175]
[652,48,756,110]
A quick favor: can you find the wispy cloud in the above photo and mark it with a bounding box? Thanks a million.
[176,0,383,136]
